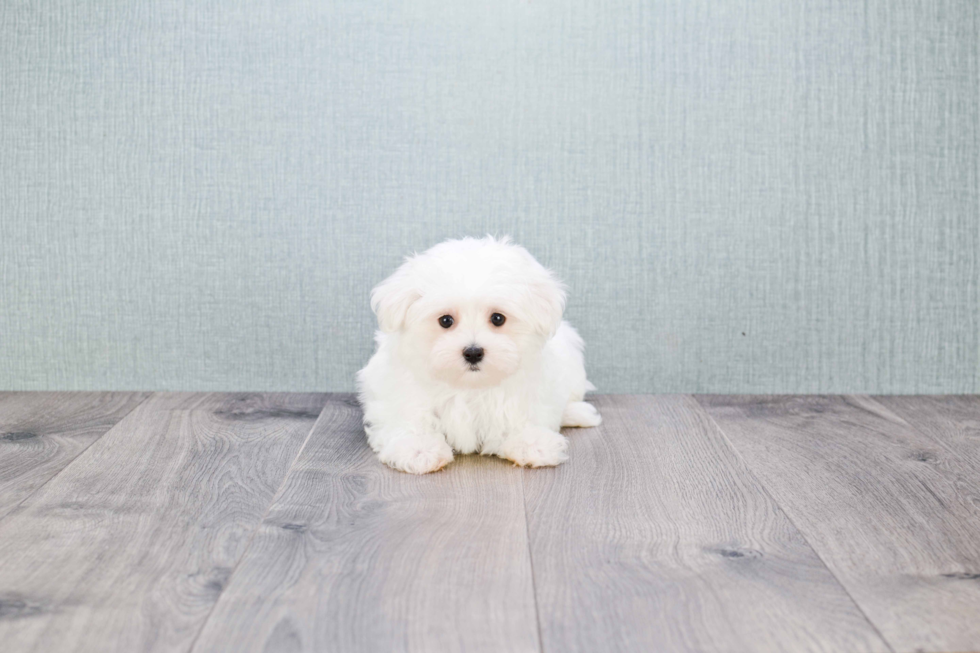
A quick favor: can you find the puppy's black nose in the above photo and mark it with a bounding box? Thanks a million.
[462,346,484,364]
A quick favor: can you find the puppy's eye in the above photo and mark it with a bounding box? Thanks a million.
[490,313,506,327]
[438,315,454,329]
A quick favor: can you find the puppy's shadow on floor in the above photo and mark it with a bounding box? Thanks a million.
[445,453,523,474]
[446,423,604,477]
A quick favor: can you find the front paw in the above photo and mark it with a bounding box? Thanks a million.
[499,427,569,468]
[378,434,454,474]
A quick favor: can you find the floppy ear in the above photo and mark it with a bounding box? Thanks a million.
[370,261,420,333]
[523,265,566,339]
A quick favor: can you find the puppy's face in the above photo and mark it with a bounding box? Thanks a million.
[407,301,523,387]
[370,237,566,389]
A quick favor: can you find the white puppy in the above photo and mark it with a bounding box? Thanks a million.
[357,236,601,474]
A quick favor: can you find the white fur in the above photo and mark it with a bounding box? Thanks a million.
[357,236,601,474]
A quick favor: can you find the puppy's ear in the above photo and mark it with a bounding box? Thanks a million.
[523,261,567,339]
[370,261,420,333]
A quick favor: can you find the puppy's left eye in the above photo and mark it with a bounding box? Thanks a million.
[438,315,454,328]
[490,313,506,327]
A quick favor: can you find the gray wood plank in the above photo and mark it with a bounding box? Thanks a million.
[0,392,328,653]
[0,392,149,520]
[698,395,980,653]
[191,394,540,653]
[873,395,980,468]
[524,395,889,653]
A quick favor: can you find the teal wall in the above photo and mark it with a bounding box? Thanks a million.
[2,1,978,393]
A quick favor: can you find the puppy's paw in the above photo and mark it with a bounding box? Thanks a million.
[379,435,454,474]
[499,427,569,468]
[561,401,602,428]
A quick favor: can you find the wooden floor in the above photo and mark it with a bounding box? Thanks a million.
[1,394,979,653]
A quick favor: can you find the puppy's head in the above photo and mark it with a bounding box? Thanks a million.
[371,236,565,388]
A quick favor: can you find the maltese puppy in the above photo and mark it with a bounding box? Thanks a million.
[357,236,601,474]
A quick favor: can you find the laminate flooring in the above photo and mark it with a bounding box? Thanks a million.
[1,393,978,653]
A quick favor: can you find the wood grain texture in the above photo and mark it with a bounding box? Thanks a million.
[191,394,540,653]
[0,392,149,520]
[0,392,327,653]
[523,394,889,653]
[873,395,980,467]
[698,395,980,653]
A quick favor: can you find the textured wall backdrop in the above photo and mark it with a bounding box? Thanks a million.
[1,0,978,393]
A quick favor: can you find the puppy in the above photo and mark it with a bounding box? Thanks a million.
[357,236,601,474]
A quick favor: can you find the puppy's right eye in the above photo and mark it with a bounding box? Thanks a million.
[438,315,454,329]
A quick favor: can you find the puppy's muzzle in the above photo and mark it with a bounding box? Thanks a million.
[462,346,484,365]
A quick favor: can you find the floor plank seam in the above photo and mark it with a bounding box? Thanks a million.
[0,391,154,526]
[520,468,546,653]
[691,395,898,653]
[861,395,973,467]
[184,394,334,653]
[8,393,976,652]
